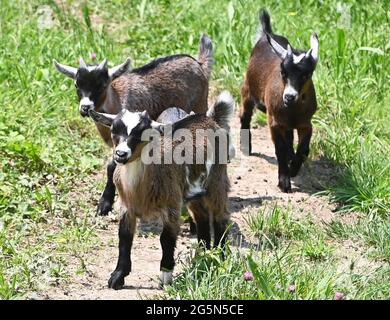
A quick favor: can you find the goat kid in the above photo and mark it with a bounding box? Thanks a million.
[54,35,213,215]
[89,91,234,289]
[240,10,319,192]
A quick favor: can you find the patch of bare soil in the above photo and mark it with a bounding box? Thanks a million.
[35,106,361,300]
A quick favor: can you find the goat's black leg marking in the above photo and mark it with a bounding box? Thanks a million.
[290,126,312,177]
[239,93,255,155]
[160,213,179,286]
[97,159,116,216]
[189,201,211,249]
[271,126,291,193]
[213,217,228,248]
[108,214,134,290]
[189,216,197,235]
[285,129,295,163]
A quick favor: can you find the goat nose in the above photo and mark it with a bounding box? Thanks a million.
[115,150,127,158]
[285,94,296,101]
[81,104,92,112]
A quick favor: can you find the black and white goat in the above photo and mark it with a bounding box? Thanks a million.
[88,91,234,289]
[54,35,213,215]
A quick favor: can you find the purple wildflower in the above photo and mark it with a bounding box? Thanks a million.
[334,292,345,300]
[288,284,296,293]
[244,272,253,281]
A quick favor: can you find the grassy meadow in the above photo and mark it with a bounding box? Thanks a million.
[0,0,389,299]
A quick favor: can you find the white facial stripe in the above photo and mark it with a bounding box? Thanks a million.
[121,111,141,135]
[293,53,305,64]
[283,81,298,97]
[80,96,93,106]
[116,141,131,155]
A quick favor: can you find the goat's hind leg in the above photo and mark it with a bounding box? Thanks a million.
[188,201,211,249]
[239,83,256,155]
[108,213,135,290]
[160,209,180,286]
[213,215,229,248]
[97,159,116,216]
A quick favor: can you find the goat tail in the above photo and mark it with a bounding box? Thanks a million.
[197,34,214,79]
[207,91,236,161]
[207,91,235,131]
[259,9,272,34]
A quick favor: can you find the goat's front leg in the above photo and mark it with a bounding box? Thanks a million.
[97,159,116,216]
[290,126,312,177]
[271,126,291,193]
[160,211,180,286]
[108,213,135,290]
[285,129,295,163]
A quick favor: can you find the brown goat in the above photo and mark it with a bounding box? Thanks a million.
[89,91,234,289]
[54,35,213,215]
[240,10,319,192]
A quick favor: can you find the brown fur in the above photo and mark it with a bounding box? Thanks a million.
[240,36,317,192]
[114,114,230,244]
[96,56,211,145]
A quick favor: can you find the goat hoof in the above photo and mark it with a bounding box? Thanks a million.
[97,198,113,216]
[278,177,291,193]
[108,270,126,290]
[189,220,197,235]
[290,164,300,177]
[159,270,173,288]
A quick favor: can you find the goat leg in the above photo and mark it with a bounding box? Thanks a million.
[271,126,292,193]
[97,159,116,216]
[160,214,179,287]
[290,126,312,177]
[108,214,134,290]
[285,129,295,163]
[239,84,255,155]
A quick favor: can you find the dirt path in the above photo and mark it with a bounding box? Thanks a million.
[36,109,341,300]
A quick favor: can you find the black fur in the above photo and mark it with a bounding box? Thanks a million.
[76,68,109,107]
[260,9,272,34]
[108,215,134,290]
[160,224,178,272]
[97,159,117,216]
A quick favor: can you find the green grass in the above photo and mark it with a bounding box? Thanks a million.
[0,0,389,299]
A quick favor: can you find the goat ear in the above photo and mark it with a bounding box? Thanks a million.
[54,60,77,79]
[266,34,287,60]
[309,33,319,64]
[141,110,151,119]
[89,110,116,127]
[151,121,164,133]
[108,58,131,79]
[97,59,108,70]
[79,57,88,70]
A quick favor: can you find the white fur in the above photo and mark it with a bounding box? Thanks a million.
[80,96,93,107]
[116,141,131,156]
[185,166,207,198]
[283,80,299,101]
[310,33,319,63]
[293,53,305,64]
[121,110,141,135]
[159,271,173,286]
[123,159,144,190]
